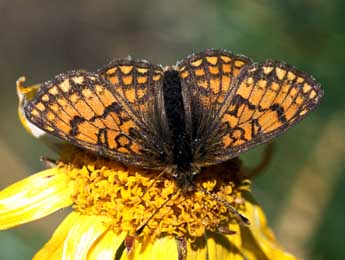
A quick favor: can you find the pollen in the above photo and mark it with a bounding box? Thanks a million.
[61,150,247,240]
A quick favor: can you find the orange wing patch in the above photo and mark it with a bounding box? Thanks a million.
[98,59,164,126]
[218,61,323,158]
[177,50,253,158]
[24,71,166,169]
[177,49,252,111]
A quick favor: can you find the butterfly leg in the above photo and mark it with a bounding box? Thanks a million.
[135,189,179,236]
[201,188,250,225]
[140,167,174,198]
[216,225,237,235]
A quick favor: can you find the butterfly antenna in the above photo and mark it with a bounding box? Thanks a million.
[200,188,250,225]
[140,168,171,198]
[135,189,179,236]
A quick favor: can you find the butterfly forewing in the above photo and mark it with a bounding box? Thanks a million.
[98,59,173,167]
[24,70,168,169]
[177,50,252,158]
[98,60,165,132]
[196,60,323,165]
[178,50,252,109]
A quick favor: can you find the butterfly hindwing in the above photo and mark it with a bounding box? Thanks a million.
[24,70,169,169]
[194,60,323,166]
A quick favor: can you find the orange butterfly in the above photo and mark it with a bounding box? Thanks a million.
[24,49,323,189]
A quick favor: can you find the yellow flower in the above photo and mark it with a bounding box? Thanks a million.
[0,78,299,259]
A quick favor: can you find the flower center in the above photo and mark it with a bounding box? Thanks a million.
[61,149,248,239]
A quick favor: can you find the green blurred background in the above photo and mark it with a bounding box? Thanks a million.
[0,0,344,259]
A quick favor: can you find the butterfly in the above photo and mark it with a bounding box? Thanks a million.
[24,49,323,189]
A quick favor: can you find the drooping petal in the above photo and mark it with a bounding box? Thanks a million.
[33,212,79,260]
[121,236,179,260]
[16,76,41,137]
[206,224,245,260]
[185,236,207,260]
[0,168,73,230]
[35,211,111,260]
[88,230,127,260]
[143,236,178,260]
[241,191,299,260]
[62,214,110,260]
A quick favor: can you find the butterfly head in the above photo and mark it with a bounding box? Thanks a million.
[172,164,201,193]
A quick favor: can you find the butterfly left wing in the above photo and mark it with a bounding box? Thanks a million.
[97,59,174,167]
[192,60,324,166]
[24,71,168,169]
[97,59,166,136]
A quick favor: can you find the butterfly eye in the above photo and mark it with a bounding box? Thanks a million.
[191,166,201,176]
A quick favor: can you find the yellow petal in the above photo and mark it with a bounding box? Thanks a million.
[0,168,73,230]
[34,212,79,260]
[119,237,144,260]
[62,214,109,260]
[88,230,127,260]
[241,191,299,260]
[186,236,207,260]
[206,225,244,260]
[16,76,41,136]
[141,236,179,260]
[121,236,179,260]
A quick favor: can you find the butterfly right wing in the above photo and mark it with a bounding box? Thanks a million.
[184,59,323,167]
[24,69,170,169]
[177,49,252,160]
[208,61,323,164]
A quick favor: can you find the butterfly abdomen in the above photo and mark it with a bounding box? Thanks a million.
[162,69,193,171]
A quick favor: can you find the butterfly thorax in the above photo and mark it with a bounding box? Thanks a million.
[162,69,193,173]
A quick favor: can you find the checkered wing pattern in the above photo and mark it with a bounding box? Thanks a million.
[98,59,165,135]
[24,67,169,169]
[177,50,252,163]
[193,60,323,166]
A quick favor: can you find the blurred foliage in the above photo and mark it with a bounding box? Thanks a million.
[0,0,344,259]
